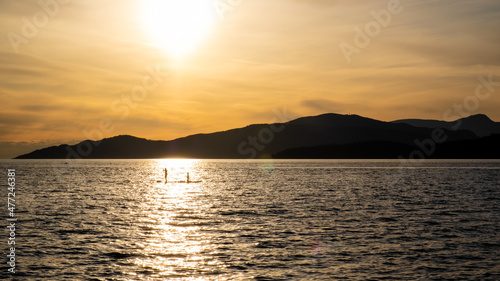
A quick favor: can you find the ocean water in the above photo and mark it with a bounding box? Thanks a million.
[1,159,499,280]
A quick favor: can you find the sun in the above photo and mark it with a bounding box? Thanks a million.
[141,0,216,58]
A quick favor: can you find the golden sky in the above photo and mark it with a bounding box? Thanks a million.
[1,0,500,158]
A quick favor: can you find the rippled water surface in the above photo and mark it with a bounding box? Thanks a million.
[1,159,499,280]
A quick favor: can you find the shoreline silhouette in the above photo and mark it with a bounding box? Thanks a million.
[13,113,500,160]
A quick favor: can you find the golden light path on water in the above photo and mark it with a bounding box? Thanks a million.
[3,160,500,279]
[130,159,226,279]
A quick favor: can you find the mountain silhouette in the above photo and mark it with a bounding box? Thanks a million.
[393,114,500,137]
[273,135,500,159]
[15,113,489,159]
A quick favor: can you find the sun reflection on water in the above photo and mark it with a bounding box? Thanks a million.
[131,159,223,279]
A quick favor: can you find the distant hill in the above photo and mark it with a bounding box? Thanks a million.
[273,135,500,159]
[273,141,415,159]
[392,114,500,137]
[15,113,485,159]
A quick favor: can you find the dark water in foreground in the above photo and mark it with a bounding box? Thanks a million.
[1,159,499,280]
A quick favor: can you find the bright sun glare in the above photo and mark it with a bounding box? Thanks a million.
[141,0,216,58]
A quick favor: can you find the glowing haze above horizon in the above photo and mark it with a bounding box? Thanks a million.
[1,0,500,158]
